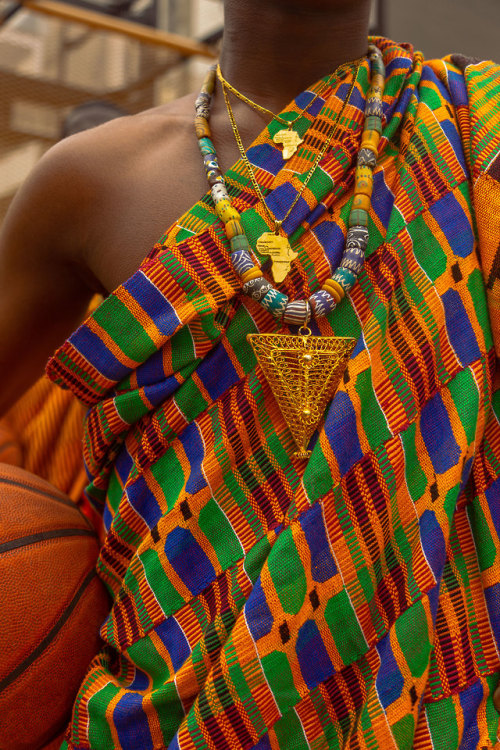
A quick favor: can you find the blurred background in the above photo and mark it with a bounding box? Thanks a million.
[0,0,498,226]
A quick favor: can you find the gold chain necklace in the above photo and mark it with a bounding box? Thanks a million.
[221,63,360,283]
[195,46,386,458]
[217,63,353,160]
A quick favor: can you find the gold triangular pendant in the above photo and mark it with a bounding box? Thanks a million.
[247,331,356,459]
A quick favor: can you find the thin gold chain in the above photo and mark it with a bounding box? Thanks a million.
[216,62,354,130]
[222,62,361,233]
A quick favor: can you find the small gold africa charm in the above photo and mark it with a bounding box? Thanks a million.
[256,232,298,283]
[273,129,303,159]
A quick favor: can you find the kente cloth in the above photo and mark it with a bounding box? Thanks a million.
[47,38,500,750]
[0,376,87,505]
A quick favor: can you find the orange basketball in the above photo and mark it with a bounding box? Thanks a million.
[0,463,110,750]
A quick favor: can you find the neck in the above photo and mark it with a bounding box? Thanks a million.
[219,0,372,114]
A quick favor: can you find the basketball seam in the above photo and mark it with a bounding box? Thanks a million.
[0,527,96,555]
[0,477,77,509]
[0,568,99,694]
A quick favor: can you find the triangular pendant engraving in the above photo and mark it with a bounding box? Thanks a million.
[247,332,356,459]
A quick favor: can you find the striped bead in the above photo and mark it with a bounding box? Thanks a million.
[282,300,310,326]
[352,193,371,211]
[357,148,377,169]
[242,277,273,301]
[355,166,374,197]
[346,225,369,253]
[241,266,262,283]
[211,183,229,203]
[365,115,383,134]
[309,290,336,317]
[349,209,369,227]
[322,279,344,303]
[260,288,289,317]
[231,248,254,276]
[230,234,251,254]
[225,220,244,239]
[332,267,357,292]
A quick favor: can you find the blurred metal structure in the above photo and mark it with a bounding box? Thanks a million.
[0,0,222,223]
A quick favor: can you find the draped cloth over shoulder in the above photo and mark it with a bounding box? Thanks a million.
[47,38,500,750]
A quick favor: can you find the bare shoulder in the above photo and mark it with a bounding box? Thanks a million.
[3,92,207,292]
[30,91,198,209]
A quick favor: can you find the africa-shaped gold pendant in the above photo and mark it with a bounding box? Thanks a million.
[247,330,356,459]
[256,232,298,283]
[273,129,303,160]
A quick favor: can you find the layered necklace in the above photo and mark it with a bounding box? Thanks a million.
[217,63,343,161]
[195,46,385,459]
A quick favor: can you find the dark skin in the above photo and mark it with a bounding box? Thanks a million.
[0,0,371,416]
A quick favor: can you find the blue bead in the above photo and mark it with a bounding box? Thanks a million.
[231,248,254,275]
[346,226,369,253]
[309,290,336,317]
[365,99,384,118]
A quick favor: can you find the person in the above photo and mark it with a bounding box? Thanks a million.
[1,0,500,747]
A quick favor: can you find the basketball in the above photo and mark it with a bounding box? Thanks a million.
[0,463,110,750]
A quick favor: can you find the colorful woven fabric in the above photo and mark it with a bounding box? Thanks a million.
[47,38,500,749]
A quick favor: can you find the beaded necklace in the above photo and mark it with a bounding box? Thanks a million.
[221,63,360,283]
[216,62,354,160]
[195,45,386,459]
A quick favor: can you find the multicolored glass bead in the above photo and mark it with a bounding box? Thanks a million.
[195,47,386,321]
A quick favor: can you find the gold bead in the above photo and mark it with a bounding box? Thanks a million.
[360,130,381,152]
[194,116,211,139]
[240,266,262,283]
[225,219,244,239]
[214,199,232,221]
[302,407,311,417]
[218,204,240,223]
[352,193,371,211]
[355,165,374,197]
[322,279,344,303]
[302,353,313,362]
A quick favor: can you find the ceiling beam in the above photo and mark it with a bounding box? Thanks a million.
[19,0,218,58]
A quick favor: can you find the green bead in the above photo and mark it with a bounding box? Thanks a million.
[372,57,385,77]
[365,115,382,134]
[230,234,251,254]
[332,266,357,292]
[199,137,215,155]
[260,288,288,317]
[349,209,369,227]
